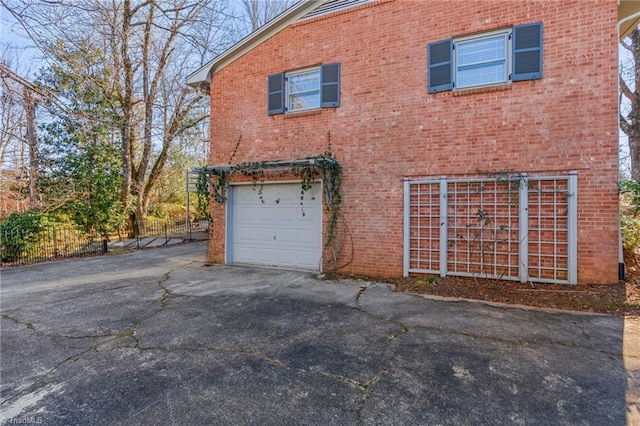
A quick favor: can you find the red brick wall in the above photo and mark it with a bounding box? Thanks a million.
[208,0,620,284]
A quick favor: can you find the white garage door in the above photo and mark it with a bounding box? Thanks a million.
[229,182,322,270]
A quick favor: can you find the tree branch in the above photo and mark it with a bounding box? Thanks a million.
[621,114,632,136]
[620,73,636,107]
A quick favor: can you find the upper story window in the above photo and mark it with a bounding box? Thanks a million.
[456,31,509,89]
[428,22,543,94]
[287,68,321,112]
[268,63,340,115]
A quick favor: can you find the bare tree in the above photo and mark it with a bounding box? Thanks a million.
[2,0,235,220]
[621,28,640,178]
[23,86,39,207]
[0,52,29,216]
[240,0,297,32]
[0,56,26,171]
[0,57,41,209]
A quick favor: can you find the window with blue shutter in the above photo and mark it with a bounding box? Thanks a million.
[512,22,543,81]
[428,39,453,93]
[321,63,340,107]
[427,22,543,93]
[268,63,341,115]
[267,73,284,115]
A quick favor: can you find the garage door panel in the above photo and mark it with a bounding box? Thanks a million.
[235,247,275,263]
[277,229,295,242]
[282,249,320,268]
[275,249,317,267]
[230,183,322,270]
[256,206,277,221]
[276,230,320,246]
[297,207,320,222]
[275,248,296,264]
[274,206,296,221]
[236,207,266,221]
[297,215,320,228]
[258,228,276,242]
[235,227,257,241]
[297,229,319,244]
[235,186,262,201]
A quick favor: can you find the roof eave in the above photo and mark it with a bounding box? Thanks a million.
[619,1,640,40]
[186,0,327,88]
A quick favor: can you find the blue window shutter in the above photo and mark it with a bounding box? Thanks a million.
[321,63,340,107]
[267,72,284,115]
[512,22,543,81]
[428,39,453,93]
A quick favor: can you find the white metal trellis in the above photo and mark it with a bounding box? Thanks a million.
[185,169,201,231]
[403,172,577,284]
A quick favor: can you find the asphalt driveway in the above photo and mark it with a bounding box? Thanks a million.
[1,242,639,425]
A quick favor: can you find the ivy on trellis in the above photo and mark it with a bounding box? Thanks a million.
[196,145,343,248]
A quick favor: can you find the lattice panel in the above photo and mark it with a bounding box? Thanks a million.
[404,174,576,284]
[527,178,570,282]
[408,182,440,273]
[446,179,520,280]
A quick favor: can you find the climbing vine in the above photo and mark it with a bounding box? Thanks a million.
[195,171,211,220]
[196,134,343,252]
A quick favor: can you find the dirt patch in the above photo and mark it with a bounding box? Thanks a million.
[390,275,640,317]
[343,252,640,317]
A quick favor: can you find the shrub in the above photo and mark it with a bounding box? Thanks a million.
[147,202,187,221]
[621,213,640,251]
[621,179,640,213]
[0,211,75,263]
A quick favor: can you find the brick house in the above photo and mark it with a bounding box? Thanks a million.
[188,0,640,284]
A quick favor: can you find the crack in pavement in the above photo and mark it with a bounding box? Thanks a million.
[157,272,172,308]
[0,269,185,410]
[1,310,140,408]
[350,291,631,358]
[571,320,593,343]
[405,321,629,358]
[3,265,633,423]
[2,314,44,338]
[1,263,188,347]
[5,282,628,415]
[118,340,395,406]
[351,281,640,360]
[0,336,118,407]
[356,284,370,301]
[106,281,413,411]
[0,283,142,316]
[331,284,414,422]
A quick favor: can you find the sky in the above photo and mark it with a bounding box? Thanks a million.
[0,4,42,78]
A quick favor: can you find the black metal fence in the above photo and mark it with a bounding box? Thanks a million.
[130,219,208,249]
[1,219,209,267]
[1,225,105,266]
[135,219,206,239]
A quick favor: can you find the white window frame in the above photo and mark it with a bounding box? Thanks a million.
[286,67,321,113]
[454,28,511,90]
